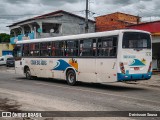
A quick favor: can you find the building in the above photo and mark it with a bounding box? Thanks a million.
[128,21,160,70]
[95,12,140,32]
[0,43,14,56]
[8,10,95,45]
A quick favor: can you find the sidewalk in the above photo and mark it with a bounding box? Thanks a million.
[137,75,160,88]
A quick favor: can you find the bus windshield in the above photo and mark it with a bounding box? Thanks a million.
[122,32,151,49]
[13,45,22,57]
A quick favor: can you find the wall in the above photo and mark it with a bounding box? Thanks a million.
[0,44,14,57]
[10,13,95,44]
[61,13,95,35]
[96,12,139,32]
[117,13,139,23]
[96,13,119,32]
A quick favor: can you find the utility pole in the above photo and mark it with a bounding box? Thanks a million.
[85,0,89,33]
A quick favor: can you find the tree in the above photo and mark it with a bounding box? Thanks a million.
[0,33,11,43]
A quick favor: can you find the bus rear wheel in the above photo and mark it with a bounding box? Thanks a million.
[25,68,32,80]
[66,70,76,86]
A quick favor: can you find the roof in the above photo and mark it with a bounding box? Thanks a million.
[95,12,140,18]
[16,29,150,44]
[8,10,95,27]
[128,20,160,27]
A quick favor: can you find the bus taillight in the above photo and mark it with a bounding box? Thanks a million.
[120,62,125,74]
[148,62,152,73]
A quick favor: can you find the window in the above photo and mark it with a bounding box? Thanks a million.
[40,42,52,56]
[123,32,151,49]
[52,42,56,56]
[30,43,40,56]
[97,36,117,57]
[13,45,22,57]
[23,44,29,56]
[65,40,78,56]
[54,41,64,56]
[80,39,95,56]
[0,58,4,61]
[7,57,14,60]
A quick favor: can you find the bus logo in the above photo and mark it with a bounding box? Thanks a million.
[129,59,146,66]
[53,59,78,71]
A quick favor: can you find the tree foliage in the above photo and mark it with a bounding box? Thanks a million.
[0,33,10,43]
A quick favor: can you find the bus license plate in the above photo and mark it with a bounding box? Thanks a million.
[134,67,139,70]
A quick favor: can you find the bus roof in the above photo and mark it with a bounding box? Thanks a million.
[16,29,150,44]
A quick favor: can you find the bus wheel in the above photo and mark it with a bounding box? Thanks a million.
[66,70,76,86]
[26,68,32,80]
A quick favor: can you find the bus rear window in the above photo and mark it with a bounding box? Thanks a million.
[122,32,151,49]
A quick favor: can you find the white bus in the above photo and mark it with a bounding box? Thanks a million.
[13,29,152,85]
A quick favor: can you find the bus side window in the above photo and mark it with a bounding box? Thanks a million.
[80,39,93,56]
[40,42,51,56]
[55,41,64,56]
[110,37,118,57]
[47,42,52,56]
[30,43,40,56]
[97,38,103,56]
[93,39,96,56]
[23,44,29,56]
[97,36,117,57]
[65,40,78,57]
[52,42,55,56]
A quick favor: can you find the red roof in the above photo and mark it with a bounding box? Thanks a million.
[127,20,160,33]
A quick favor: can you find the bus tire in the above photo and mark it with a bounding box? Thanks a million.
[25,68,32,80]
[66,70,76,86]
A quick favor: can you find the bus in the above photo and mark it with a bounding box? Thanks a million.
[13,29,152,85]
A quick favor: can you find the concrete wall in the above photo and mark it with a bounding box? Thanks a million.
[32,13,95,36]
[60,13,95,35]
[149,36,160,44]
[0,44,14,57]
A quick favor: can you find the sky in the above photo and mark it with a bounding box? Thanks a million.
[0,0,159,34]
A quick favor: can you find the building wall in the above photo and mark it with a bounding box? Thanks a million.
[9,12,95,44]
[39,13,95,35]
[0,44,14,57]
[117,13,139,23]
[61,14,95,35]
[96,13,119,32]
[96,12,139,32]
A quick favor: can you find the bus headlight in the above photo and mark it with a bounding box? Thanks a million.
[120,62,125,74]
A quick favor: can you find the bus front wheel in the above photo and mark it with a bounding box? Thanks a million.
[66,70,76,86]
[26,68,32,80]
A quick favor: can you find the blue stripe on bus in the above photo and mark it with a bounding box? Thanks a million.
[53,59,71,71]
[117,72,152,81]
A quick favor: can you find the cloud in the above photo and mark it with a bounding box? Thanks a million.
[0,0,159,33]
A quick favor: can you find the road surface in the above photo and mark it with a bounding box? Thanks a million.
[0,67,159,120]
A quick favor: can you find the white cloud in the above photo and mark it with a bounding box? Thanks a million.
[0,0,159,33]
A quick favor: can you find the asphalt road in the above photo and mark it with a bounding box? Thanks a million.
[0,67,160,120]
